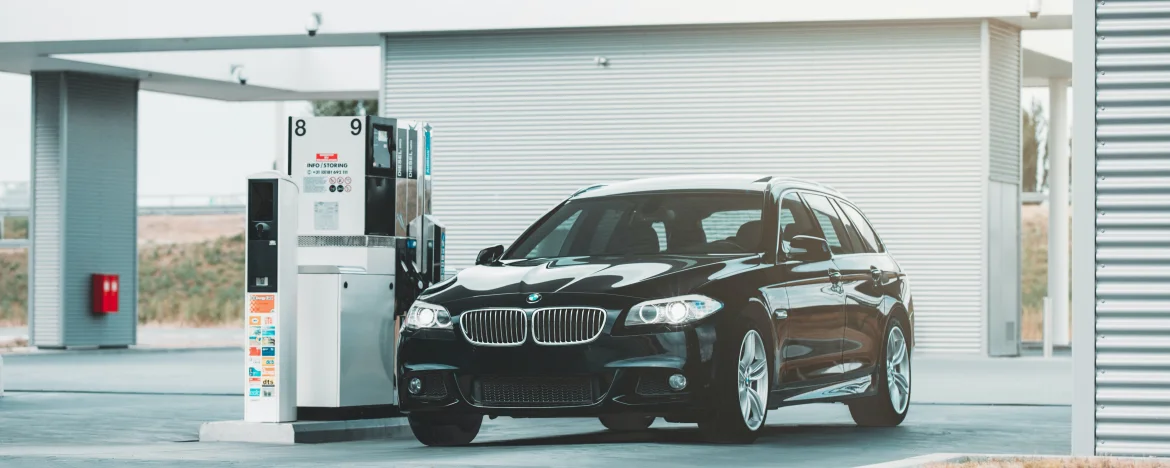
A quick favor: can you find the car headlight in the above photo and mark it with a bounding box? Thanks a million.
[403,301,452,330]
[624,294,723,327]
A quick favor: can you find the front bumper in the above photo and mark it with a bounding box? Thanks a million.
[396,294,723,418]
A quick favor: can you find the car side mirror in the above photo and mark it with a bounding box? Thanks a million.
[787,235,832,263]
[475,245,505,266]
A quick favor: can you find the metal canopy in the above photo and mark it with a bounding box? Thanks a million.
[0,0,1072,101]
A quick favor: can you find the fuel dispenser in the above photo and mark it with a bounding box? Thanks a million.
[287,116,444,420]
[243,172,299,423]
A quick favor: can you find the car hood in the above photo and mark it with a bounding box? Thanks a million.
[420,254,762,306]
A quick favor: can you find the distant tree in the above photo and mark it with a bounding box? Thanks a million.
[311,100,379,117]
[1022,99,1048,193]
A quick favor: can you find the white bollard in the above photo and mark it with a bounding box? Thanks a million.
[1043,296,1053,358]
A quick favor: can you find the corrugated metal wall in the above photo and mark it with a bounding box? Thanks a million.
[988,21,1022,185]
[30,72,138,348]
[1093,1,1170,456]
[31,73,64,345]
[986,20,1022,356]
[383,21,996,353]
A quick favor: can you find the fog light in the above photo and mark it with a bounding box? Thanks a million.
[668,374,687,391]
[408,377,423,395]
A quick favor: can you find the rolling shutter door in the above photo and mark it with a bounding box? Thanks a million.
[383,21,988,353]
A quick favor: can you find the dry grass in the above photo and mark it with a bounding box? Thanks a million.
[1021,204,1048,343]
[930,457,1170,467]
[0,247,27,326]
[137,234,244,326]
[138,214,243,245]
[0,234,245,327]
[1019,204,1072,344]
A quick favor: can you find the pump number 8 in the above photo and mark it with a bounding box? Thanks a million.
[294,119,306,137]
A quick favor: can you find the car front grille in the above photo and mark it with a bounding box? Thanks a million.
[477,375,596,407]
[531,308,606,345]
[459,308,526,346]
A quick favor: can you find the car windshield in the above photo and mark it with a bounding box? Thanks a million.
[505,191,765,259]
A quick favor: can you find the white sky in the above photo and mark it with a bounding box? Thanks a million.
[0,30,1072,197]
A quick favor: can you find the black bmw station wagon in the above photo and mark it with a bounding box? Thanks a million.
[397,174,914,445]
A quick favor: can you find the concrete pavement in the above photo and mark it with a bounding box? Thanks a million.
[0,329,1075,466]
[0,391,1069,467]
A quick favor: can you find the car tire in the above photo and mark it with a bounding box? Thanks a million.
[848,317,911,427]
[698,321,770,444]
[599,414,655,432]
[407,413,483,446]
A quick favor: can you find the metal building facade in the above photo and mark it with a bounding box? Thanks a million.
[382,20,1022,354]
[30,71,139,348]
[1074,0,1170,457]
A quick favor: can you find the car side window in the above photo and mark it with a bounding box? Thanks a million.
[830,199,867,254]
[779,191,817,242]
[836,201,883,253]
[801,193,850,256]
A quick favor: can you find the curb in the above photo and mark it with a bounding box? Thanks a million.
[856,453,1170,467]
[200,418,413,444]
[1,345,241,357]
[856,453,966,467]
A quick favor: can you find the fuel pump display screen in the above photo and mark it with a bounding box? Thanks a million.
[249,181,275,221]
[371,125,395,171]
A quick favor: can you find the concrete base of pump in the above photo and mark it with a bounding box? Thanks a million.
[199,417,411,444]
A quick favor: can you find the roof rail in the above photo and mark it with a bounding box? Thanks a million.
[569,183,607,198]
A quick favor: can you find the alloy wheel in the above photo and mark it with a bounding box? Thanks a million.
[886,326,911,414]
[737,329,769,431]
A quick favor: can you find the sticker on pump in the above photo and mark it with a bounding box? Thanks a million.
[248,294,275,313]
[316,153,338,161]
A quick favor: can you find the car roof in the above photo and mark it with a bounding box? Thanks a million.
[570,174,845,200]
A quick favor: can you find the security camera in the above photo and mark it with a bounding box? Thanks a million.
[306,12,322,37]
[1027,0,1042,18]
[231,65,248,86]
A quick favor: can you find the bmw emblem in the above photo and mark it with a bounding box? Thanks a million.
[526,293,542,304]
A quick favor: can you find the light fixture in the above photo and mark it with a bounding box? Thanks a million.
[306,12,323,37]
[1027,0,1042,19]
[595,56,609,67]
[230,64,248,85]
[669,374,688,391]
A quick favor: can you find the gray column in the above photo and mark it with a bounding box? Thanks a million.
[30,71,138,348]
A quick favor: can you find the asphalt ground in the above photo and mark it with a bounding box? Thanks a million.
[0,391,1069,467]
[0,347,1073,467]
